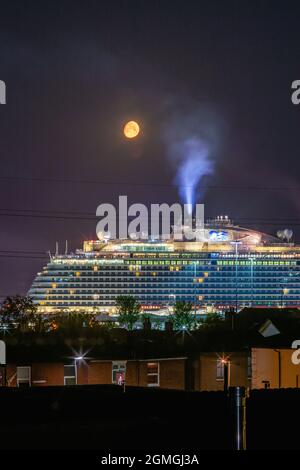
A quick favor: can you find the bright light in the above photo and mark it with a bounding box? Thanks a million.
[74,356,83,361]
[124,121,140,139]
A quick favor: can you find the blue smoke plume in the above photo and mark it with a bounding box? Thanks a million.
[164,106,219,211]
[171,137,214,208]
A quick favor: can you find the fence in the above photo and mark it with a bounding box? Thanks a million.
[0,385,298,449]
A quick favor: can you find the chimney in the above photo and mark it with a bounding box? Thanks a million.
[143,317,151,331]
[165,320,173,333]
[225,306,235,330]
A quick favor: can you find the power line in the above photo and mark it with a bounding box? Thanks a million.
[1,207,300,220]
[1,175,300,192]
[0,254,47,260]
[0,212,95,221]
[0,249,47,255]
[0,249,49,259]
[0,212,300,225]
[0,208,300,225]
[0,208,92,216]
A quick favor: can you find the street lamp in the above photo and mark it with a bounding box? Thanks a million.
[74,356,83,361]
[221,356,230,393]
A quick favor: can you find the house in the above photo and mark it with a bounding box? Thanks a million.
[1,307,300,390]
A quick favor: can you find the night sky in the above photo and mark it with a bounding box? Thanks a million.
[0,0,300,297]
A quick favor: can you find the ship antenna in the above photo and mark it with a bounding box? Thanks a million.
[65,240,68,255]
[55,241,58,256]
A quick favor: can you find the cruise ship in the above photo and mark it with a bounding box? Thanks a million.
[28,217,300,313]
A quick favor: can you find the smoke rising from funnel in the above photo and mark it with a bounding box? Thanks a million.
[171,137,213,208]
[163,105,220,212]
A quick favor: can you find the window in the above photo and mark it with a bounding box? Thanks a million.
[112,361,126,385]
[216,360,224,380]
[64,364,77,385]
[147,362,159,387]
[17,366,31,388]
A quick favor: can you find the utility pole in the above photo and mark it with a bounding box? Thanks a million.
[194,261,197,317]
[229,387,247,450]
[0,340,6,386]
[222,358,230,393]
[274,349,282,388]
[230,241,241,312]
[224,361,229,393]
[235,243,238,312]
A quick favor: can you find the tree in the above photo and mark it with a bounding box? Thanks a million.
[50,312,96,331]
[30,313,51,333]
[116,296,141,330]
[171,301,196,330]
[199,312,224,329]
[0,295,37,331]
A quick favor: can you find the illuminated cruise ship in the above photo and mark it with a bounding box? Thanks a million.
[28,217,300,313]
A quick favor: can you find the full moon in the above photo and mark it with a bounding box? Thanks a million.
[124,120,140,139]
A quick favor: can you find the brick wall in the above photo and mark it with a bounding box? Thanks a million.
[159,359,185,390]
[197,352,249,391]
[6,364,17,387]
[32,363,64,386]
[88,361,111,384]
[76,362,89,385]
[126,361,141,386]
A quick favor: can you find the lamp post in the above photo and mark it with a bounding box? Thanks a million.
[74,355,84,385]
[221,357,230,393]
[221,353,247,450]
[229,386,247,450]
[194,261,197,317]
[274,349,282,388]
[0,340,6,387]
[249,257,254,306]
[230,241,242,312]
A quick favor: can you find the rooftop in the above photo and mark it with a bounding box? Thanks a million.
[3,307,300,363]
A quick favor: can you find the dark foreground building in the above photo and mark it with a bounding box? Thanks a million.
[1,308,300,451]
[2,308,300,391]
[3,348,300,391]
